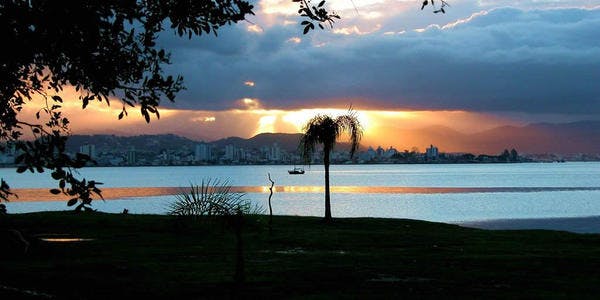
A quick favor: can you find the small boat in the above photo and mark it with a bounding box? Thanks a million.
[288,167,305,175]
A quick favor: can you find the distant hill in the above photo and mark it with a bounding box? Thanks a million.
[66,134,198,153]
[212,133,303,153]
[465,121,600,154]
[384,121,600,154]
[65,121,600,155]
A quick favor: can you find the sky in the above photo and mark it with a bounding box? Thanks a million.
[33,0,600,150]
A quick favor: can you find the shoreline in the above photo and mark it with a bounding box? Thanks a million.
[0,160,584,169]
[459,215,600,234]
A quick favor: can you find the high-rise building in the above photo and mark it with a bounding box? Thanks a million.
[270,142,281,161]
[79,144,96,159]
[224,144,236,161]
[384,146,398,158]
[426,144,439,159]
[367,146,377,160]
[376,146,385,157]
[127,147,136,165]
[195,142,212,161]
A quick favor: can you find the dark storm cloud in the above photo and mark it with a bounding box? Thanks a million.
[159,7,600,114]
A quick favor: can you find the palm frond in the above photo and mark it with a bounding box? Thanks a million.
[168,178,263,217]
[335,109,363,158]
[299,109,363,160]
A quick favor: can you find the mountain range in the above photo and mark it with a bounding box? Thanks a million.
[387,121,600,154]
[66,121,600,155]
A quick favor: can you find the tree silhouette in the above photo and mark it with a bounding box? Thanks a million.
[0,1,446,208]
[300,110,363,222]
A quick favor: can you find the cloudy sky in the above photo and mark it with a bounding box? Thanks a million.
[44,0,600,150]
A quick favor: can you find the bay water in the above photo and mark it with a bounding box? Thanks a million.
[2,162,600,224]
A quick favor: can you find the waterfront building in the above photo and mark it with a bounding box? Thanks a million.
[195,142,212,161]
[79,144,96,159]
[127,147,136,165]
[270,142,281,161]
[426,144,439,159]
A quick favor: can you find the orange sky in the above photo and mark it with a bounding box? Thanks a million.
[20,87,525,151]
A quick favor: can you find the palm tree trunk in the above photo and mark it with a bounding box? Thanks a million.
[324,148,332,222]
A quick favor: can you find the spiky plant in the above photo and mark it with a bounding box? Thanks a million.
[168,178,263,217]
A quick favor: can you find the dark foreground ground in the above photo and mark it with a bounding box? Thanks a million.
[2,212,600,299]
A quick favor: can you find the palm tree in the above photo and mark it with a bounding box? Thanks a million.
[300,110,363,222]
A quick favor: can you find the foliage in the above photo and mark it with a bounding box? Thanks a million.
[296,0,340,34]
[421,0,450,14]
[300,109,362,221]
[168,179,263,217]
[300,109,363,163]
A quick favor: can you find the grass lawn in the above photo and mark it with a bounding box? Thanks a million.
[2,211,600,298]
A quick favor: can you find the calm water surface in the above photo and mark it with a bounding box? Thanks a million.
[2,162,600,223]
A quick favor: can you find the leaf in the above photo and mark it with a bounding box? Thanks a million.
[303,24,311,34]
[52,95,63,103]
[82,97,89,109]
[67,198,78,206]
[143,110,150,123]
[50,189,61,195]
[16,166,27,173]
[318,0,325,7]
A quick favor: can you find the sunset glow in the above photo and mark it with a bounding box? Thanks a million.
[19,89,523,152]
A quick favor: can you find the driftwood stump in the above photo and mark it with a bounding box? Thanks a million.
[267,173,275,233]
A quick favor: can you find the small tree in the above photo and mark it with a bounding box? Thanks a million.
[300,109,363,222]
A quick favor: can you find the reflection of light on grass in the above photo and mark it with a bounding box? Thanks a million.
[40,238,95,242]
